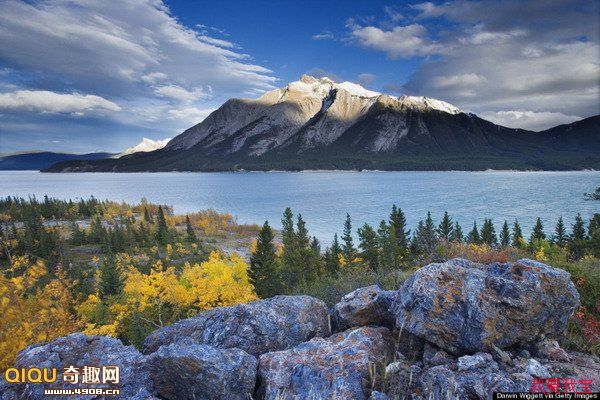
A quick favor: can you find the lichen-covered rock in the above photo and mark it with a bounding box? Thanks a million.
[533,338,571,362]
[457,353,495,371]
[393,258,580,355]
[384,360,422,400]
[147,342,257,400]
[144,295,331,356]
[422,343,453,367]
[332,285,396,331]
[14,333,155,400]
[257,327,395,400]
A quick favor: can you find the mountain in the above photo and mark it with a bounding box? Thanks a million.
[0,151,114,171]
[115,137,171,158]
[44,75,600,172]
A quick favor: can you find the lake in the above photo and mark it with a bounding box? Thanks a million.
[1,170,599,244]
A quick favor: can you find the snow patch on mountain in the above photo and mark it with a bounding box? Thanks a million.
[117,137,171,157]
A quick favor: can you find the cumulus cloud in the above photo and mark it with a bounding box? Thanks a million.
[0,90,121,114]
[353,0,599,127]
[153,85,211,103]
[348,22,444,58]
[479,110,582,131]
[167,107,215,125]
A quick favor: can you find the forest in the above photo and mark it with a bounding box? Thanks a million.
[0,195,598,371]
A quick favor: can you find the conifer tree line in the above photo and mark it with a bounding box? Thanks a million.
[249,206,600,297]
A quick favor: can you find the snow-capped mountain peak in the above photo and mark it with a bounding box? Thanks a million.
[117,137,171,158]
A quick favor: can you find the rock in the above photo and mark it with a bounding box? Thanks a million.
[384,360,422,400]
[144,295,331,356]
[542,351,600,391]
[14,333,155,400]
[533,339,571,362]
[490,344,512,365]
[392,258,580,355]
[332,285,396,331]
[523,358,550,378]
[419,363,530,399]
[457,353,496,371]
[422,343,453,367]
[257,327,395,400]
[147,342,257,400]
[369,391,389,400]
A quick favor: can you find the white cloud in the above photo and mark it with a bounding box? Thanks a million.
[348,23,444,58]
[154,85,211,103]
[312,31,334,40]
[479,110,582,131]
[357,73,376,86]
[0,90,121,114]
[432,73,487,88]
[167,107,215,125]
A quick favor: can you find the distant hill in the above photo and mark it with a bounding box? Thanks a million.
[0,151,114,170]
[44,75,600,172]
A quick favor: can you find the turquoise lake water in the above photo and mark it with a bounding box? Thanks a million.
[1,170,598,244]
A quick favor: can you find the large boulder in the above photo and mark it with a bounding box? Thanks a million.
[13,333,155,400]
[257,327,395,400]
[147,341,257,400]
[393,258,580,355]
[332,285,396,331]
[143,295,331,356]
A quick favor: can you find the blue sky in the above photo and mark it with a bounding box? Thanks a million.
[0,0,598,153]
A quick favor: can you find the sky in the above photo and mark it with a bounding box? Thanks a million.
[0,0,598,154]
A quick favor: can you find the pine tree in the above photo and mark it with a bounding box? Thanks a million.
[296,214,320,283]
[588,214,600,258]
[437,211,453,241]
[249,221,281,298]
[512,220,523,247]
[342,213,355,265]
[324,234,341,276]
[143,207,153,224]
[480,219,498,246]
[530,217,546,243]
[389,205,410,250]
[89,215,105,242]
[70,221,86,245]
[499,221,510,247]
[358,223,379,271]
[553,216,567,247]
[412,212,437,253]
[451,221,463,243]
[572,213,587,240]
[185,215,197,242]
[281,208,300,288]
[155,206,169,245]
[99,255,123,298]
[467,221,481,244]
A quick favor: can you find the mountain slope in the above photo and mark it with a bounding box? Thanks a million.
[44,76,600,172]
[115,137,171,158]
[0,151,114,171]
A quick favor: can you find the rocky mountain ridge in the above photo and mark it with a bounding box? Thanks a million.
[2,258,599,399]
[43,74,600,171]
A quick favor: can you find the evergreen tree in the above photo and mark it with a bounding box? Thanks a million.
[499,221,510,247]
[324,234,341,276]
[588,214,600,258]
[281,208,300,288]
[185,215,197,242]
[249,221,281,298]
[342,213,355,264]
[512,220,524,247]
[99,255,123,298]
[437,211,454,241]
[358,223,379,271]
[70,221,86,246]
[378,220,395,269]
[553,216,567,247]
[89,215,105,242]
[143,207,153,223]
[155,206,169,245]
[389,205,410,250]
[296,214,320,283]
[572,213,587,240]
[412,212,437,253]
[530,217,546,243]
[467,221,481,244]
[451,221,463,243]
[480,219,498,246]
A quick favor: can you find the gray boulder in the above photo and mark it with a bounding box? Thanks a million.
[332,285,396,331]
[14,333,156,400]
[144,295,331,356]
[257,327,395,400]
[393,258,580,355]
[147,342,257,400]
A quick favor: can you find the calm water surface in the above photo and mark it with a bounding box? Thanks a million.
[1,171,599,244]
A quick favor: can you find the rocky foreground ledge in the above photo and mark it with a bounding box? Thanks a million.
[2,259,599,399]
